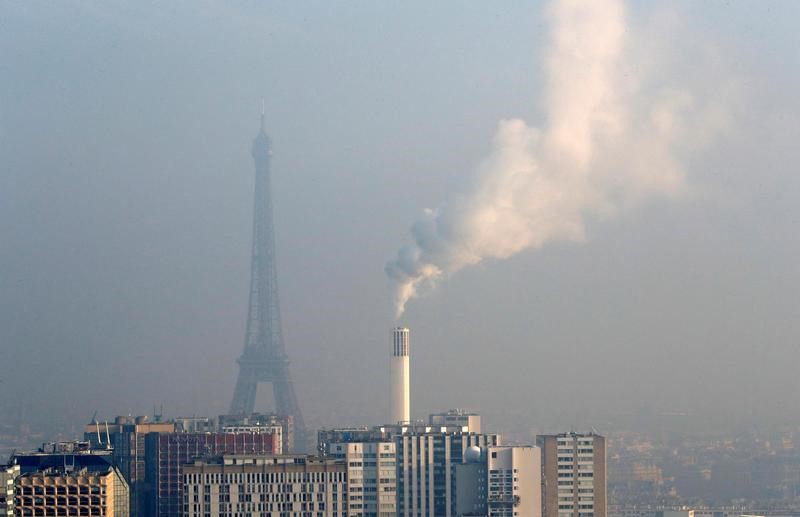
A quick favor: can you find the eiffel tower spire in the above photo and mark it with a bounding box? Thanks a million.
[230,107,305,450]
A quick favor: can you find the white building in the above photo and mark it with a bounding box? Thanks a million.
[182,455,347,517]
[430,409,481,434]
[455,446,541,517]
[396,427,500,517]
[487,446,541,517]
[329,442,397,517]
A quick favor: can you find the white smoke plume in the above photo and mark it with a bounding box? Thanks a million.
[386,0,735,319]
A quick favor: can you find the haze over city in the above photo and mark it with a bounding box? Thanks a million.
[1,0,799,444]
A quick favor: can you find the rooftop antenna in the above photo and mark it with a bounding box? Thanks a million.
[260,97,266,131]
[104,421,112,450]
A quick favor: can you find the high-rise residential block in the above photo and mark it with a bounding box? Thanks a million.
[396,426,500,517]
[486,446,541,517]
[537,432,606,517]
[329,441,397,517]
[317,419,498,517]
[456,445,542,517]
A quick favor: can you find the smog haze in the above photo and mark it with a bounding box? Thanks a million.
[1,1,799,438]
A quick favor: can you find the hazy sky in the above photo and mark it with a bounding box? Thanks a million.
[1,1,799,437]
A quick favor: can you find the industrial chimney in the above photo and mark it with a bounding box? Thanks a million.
[390,327,410,424]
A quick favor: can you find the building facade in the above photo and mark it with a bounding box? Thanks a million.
[85,416,175,516]
[455,445,541,517]
[538,432,606,517]
[429,409,482,434]
[0,465,19,517]
[14,466,129,517]
[486,446,541,517]
[396,428,500,517]
[317,428,390,458]
[182,455,346,517]
[218,413,292,453]
[145,432,279,517]
[329,442,397,517]
[173,417,215,433]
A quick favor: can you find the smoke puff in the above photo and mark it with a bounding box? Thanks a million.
[386,0,735,319]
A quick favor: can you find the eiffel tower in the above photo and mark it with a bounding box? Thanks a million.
[230,106,305,450]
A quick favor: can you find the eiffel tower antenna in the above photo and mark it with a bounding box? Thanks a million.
[260,97,266,130]
[230,104,306,450]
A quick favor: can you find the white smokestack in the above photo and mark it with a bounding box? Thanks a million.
[385,0,735,318]
[390,327,410,424]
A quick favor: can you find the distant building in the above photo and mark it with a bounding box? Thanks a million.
[12,441,115,475]
[456,445,542,517]
[0,464,19,517]
[538,432,606,517]
[328,441,397,517]
[317,427,392,457]
[218,413,293,453]
[84,415,173,448]
[609,508,765,517]
[14,466,129,517]
[173,417,215,433]
[429,409,482,434]
[85,416,175,516]
[145,431,279,517]
[182,454,347,517]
